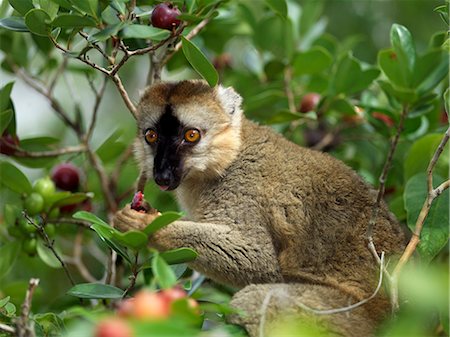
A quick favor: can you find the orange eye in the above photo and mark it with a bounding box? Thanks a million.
[145,129,158,144]
[184,129,201,143]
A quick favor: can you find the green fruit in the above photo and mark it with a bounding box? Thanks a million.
[24,193,44,216]
[7,224,23,238]
[23,238,37,256]
[45,223,56,237]
[48,207,60,219]
[33,177,56,198]
[18,218,37,234]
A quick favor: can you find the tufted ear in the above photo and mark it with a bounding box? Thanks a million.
[216,85,243,117]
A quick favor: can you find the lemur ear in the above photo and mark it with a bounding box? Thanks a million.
[216,85,243,117]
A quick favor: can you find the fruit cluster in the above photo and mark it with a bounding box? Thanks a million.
[95,288,199,337]
[5,163,82,255]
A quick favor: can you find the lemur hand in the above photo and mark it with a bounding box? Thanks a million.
[113,204,160,232]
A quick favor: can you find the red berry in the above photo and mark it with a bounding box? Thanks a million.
[160,287,187,302]
[131,191,144,211]
[151,3,181,31]
[213,53,232,71]
[0,131,19,155]
[95,318,133,337]
[372,112,394,128]
[299,93,321,113]
[51,163,80,192]
[133,290,170,320]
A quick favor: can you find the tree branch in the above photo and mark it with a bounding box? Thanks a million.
[86,75,108,141]
[10,144,87,158]
[15,278,39,337]
[0,323,15,335]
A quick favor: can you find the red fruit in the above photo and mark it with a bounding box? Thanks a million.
[213,53,232,71]
[131,191,144,211]
[161,287,187,302]
[133,290,170,320]
[51,163,80,192]
[0,131,19,155]
[372,112,394,128]
[95,318,133,337]
[117,298,135,318]
[440,110,448,125]
[151,3,181,31]
[299,93,321,113]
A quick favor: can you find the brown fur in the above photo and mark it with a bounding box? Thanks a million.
[114,80,406,337]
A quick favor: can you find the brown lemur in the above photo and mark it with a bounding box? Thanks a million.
[113,80,406,337]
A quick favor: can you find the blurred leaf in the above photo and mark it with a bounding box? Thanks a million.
[51,192,89,209]
[404,173,449,263]
[0,296,10,308]
[8,0,34,16]
[0,161,32,194]
[254,15,294,60]
[292,47,332,75]
[4,303,16,317]
[36,240,61,268]
[181,36,218,87]
[404,134,449,180]
[0,82,14,112]
[25,8,51,36]
[143,211,183,235]
[67,283,124,299]
[113,230,148,250]
[390,24,415,85]
[264,0,287,18]
[0,109,13,134]
[329,98,356,115]
[263,60,284,80]
[0,17,29,32]
[434,4,449,25]
[442,310,450,335]
[71,0,98,19]
[414,49,449,95]
[378,48,409,88]
[13,136,59,168]
[333,54,380,95]
[50,0,72,10]
[39,0,59,19]
[51,14,97,28]
[444,88,449,118]
[152,253,177,289]
[73,210,109,227]
[88,22,126,42]
[110,0,126,15]
[266,110,302,124]
[160,248,198,265]
[121,24,171,41]
[429,31,447,48]
[378,80,417,105]
[96,129,127,163]
[0,242,20,280]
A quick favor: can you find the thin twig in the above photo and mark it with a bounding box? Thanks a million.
[111,74,138,119]
[122,252,140,298]
[391,127,450,310]
[0,323,15,335]
[23,213,75,286]
[66,231,97,283]
[48,57,68,95]
[10,144,87,158]
[79,31,114,65]
[366,105,409,251]
[15,278,39,337]
[284,66,296,113]
[86,75,108,141]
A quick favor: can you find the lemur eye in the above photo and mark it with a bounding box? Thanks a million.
[184,129,201,143]
[144,129,158,144]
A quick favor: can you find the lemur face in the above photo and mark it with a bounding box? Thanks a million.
[135,80,243,190]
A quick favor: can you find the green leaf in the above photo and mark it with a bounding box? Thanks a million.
[0,296,10,308]
[0,82,14,112]
[50,192,89,209]
[0,242,20,280]
[444,88,449,118]
[264,0,287,17]
[414,49,449,95]
[4,303,16,317]
[378,80,418,105]
[329,98,356,115]
[292,47,332,76]
[8,0,34,16]
[121,24,170,41]
[181,36,218,87]
[67,283,124,299]
[390,24,416,86]
[50,0,72,10]
[39,0,59,19]
[378,48,409,88]
[0,17,29,32]
[404,134,449,181]
[333,54,380,95]
[71,0,98,19]
[160,248,198,265]
[73,210,110,227]
[51,14,97,28]
[12,136,60,168]
[113,230,148,250]
[152,253,177,289]
[143,211,183,236]
[0,161,32,194]
[88,22,125,42]
[254,15,294,60]
[266,110,303,124]
[36,240,61,268]
[25,8,51,36]
[0,109,13,134]
[404,173,449,263]
[96,129,127,163]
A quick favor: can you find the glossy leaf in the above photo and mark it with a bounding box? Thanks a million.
[37,240,61,268]
[390,24,416,85]
[152,253,177,289]
[264,0,287,17]
[143,211,183,235]
[266,110,303,124]
[0,82,14,112]
[292,47,332,75]
[378,80,417,104]
[181,36,218,87]
[51,14,97,28]
[0,17,29,32]
[0,242,20,280]
[0,109,13,134]
[414,49,449,94]
[96,129,127,163]
[39,0,59,19]
[71,0,98,19]
[67,283,124,299]
[160,248,198,265]
[88,22,126,42]
[8,0,34,16]
[25,9,51,37]
[113,230,148,250]
[0,161,32,194]
[73,210,109,227]
[378,48,409,88]
[121,24,170,41]
[404,173,449,263]
[51,192,90,209]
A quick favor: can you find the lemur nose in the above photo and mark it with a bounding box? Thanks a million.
[154,170,172,187]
